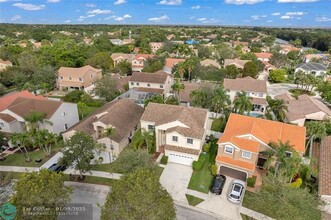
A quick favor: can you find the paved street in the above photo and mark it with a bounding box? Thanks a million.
[176,203,223,220]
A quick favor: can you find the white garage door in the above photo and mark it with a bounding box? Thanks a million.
[168,153,194,166]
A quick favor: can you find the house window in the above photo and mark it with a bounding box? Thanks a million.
[64,123,68,130]
[90,74,93,78]
[148,124,154,131]
[224,145,233,154]
[136,82,140,86]
[285,151,292,158]
[69,77,72,80]
[60,76,63,80]
[172,136,178,142]
[62,112,66,117]
[131,82,134,85]
[187,138,193,144]
[160,84,164,88]
[147,84,151,87]
[0,122,4,127]
[242,151,251,159]
[79,78,83,81]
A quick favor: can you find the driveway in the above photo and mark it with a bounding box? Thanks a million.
[267,83,298,97]
[40,152,63,170]
[160,162,193,203]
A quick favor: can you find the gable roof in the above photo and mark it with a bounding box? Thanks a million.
[0,113,16,123]
[224,59,250,69]
[200,59,221,68]
[134,54,155,60]
[65,99,144,143]
[58,65,101,78]
[218,113,306,153]
[319,136,331,196]
[7,97,62,119]
[141,103,208,139]
[254,52,272,59]
[165,58,185,69]
[0,90,46,111]
[129,71,170,84]
[296,62,327,71]
[223,77,267,93]
[111,53,134,61]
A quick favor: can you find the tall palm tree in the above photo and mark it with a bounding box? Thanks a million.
[306,121,326,158]
[102,127,116,162]
[175,62,187,80]
[211,86,231,114]
[24,110,46,131]
[266,96,288,122]
[171,79,185,102]
[233,91,253,115]
[36,129,57,156]
[141,129,154,154]
[10,132,31,162]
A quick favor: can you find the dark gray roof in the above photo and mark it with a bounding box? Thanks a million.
[296,62,327,71]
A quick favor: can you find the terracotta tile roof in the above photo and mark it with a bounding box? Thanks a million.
[132,87,164,94]
[134,54,155,60]
[58,65,101,78]
[165,58,185,68]
[218,113,306,153]
[200,59,221,68]
[254,52,272,59]
[0,113,16,123]
[0,90,46,111]
[141,103,208,139]
[7,97,62,119]
[319,136,331,196]
[224,59,250,69]
[230,137,259,153]
[65,99,144,143]
[129,71,170,84]
[223,77,267,93]
[216,155,255,171]
[165,144,200,155]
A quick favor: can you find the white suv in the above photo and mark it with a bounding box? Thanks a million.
[228,179,245,204]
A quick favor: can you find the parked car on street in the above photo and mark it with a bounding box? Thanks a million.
[210,174,226,195]
[228,179,245,204]
[48,163,66,173]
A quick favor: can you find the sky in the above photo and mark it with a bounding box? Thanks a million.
[0,0,330,27]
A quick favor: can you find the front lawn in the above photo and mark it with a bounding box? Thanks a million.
[0,144,62,167]
[211,118,222,132]
[185,194,204,206]
[62,174,116,186]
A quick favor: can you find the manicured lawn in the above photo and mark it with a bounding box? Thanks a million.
[289,89,316,97]
[0,144,62,167]
[78,106,98,120]
[240,213,257,220]
[211,118,222,132]
[90,163,114,172]
[185,194,204,206]
[62,174,116,186]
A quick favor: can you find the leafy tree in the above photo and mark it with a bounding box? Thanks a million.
[210,86,231,114]
[93,75,120,101]
[62,90,85,103]
[269,69,287,83]
[59,132,100,179]
[11,169,72,220]
[144,95,165,107]
[35,129,58,157]
[24,110,47,131]
[190,86,214,109]
[197,45,211,59]
[101,168,176,220]
[306,121,327,157]
[269,52,289,68]
[242,61,258,78]
[0,83,6,96]
[142,57,165,73]
[113,60,132,76]
[233,91,252,115]
[317,81,331,103]
[171,79,185,101]
[85,52,114,72]
[225,64,240,79]
[266,96,288,122]
[31,66,57,91]
[77,101,88,119]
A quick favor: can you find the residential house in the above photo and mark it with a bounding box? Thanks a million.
[140,103,210,166]
[131,54,155,72]
[216,113,306,180]
[254,52,273,62]
[206,34,217,39]
[163,58,185,74]
[262,61,277,73]
[62,99,144,163]
[275,93,331,126]
[149,42,164,54]
[122,39,135,45]
[128,71,173,95]
[110,39,123,45]
[56,65,102,90]
[223,59,250,70]
[111,53,135,66]
[0,59,12,71]
[304,54,330,65]
[279,44,302,55]
[223,77,268,115]
[319,136,331,213]
[0,97,79,134]
[200,59,221,69]
[295,62,328,78]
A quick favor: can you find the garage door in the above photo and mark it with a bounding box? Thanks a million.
[168,153,194,166]
[219,166,247,181]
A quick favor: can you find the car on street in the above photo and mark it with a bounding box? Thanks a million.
[48,163,66,173]
[210,174,226,195]
[228,179,245,204]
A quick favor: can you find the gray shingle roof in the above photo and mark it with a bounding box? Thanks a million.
[296,62,327,71]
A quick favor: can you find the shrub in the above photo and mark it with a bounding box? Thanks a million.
[290,178,303,188]
[210,165,218,176]
[62,90,84,103]
[192,160,204,171]
[247,176,257,187]
[202,144,210,153]
[160,155,168,165]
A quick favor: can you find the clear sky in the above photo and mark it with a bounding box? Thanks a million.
[0,0,330,27]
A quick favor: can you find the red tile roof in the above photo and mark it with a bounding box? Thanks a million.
[0,90,46,111]
[165,58,185,68]
[254,52,272,59]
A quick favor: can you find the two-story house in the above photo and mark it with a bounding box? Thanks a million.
[216,113,306,180]
[140,103,210,166]
[223,59,250,70]
[56,65,102,90]
[224,77,268,115]
[0,97,79,134]
[128,71,173,95]
[131,54,155,72]
[62,99,144,163]
[149,42,164,54]
[111,53,135,67]
[295,62,328,79]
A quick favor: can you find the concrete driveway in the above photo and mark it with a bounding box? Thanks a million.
[160,162,193,203]
[267,83,298,98]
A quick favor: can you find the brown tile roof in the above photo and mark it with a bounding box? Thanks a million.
[224,59,250,69]
[223,77,267,93]
[7,97,62,119]
[58,65,101,78]
[216,155,255,171]
[200,59,221,68]
[251,97,267,105]
[129,71,170,84]
[179,82,217,103]
[218,113,306,153]
[111,74,131,92]
[141,103,208,139]
[254,52,272,59]
[165,58,185,68]
[275,92,294,102]
[0,90,46,111]
[319,136,331,196]
[165,144,200,155]
[0,113,16,123]
[134,54,155,60]
[111,53,134,61]
[65,99,144,143]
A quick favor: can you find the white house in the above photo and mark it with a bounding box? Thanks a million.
[295,62,328,78]
[140,103,210,166]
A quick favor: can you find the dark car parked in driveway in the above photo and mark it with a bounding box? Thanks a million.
[210,174,226,195]
[48,163,66,173]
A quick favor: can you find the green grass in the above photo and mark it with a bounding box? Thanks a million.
[160,155,168,165]
[240,213,257,220]
[289,89,316,97]
[185,194,204,206]
[90,163,114,172]
[62,174,116,186]
[211,118,222,132]
[0,144,62,167]
[78,106,98,120]
[242,191,257,210]
[47,95,63,99]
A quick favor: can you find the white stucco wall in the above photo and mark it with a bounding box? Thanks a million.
[166,131,202,150]
[48,102,79,134]
[0,119,23,133]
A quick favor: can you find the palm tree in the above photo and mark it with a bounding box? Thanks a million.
[233,91,253,115]
[36,129,57,156]
[171,79,185,101]
[211,86,231,114]
[102,127,116,162]
[266,96,288,122]
[10,133,31,162]
[77,101,88,119]
[306,121,326,158]
[24,110,46,131]
[141,129,154,154]
[175,62,187,80]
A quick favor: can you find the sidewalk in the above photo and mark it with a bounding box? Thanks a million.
[240,207,275,220]
[175,201,226,220]
[0,166,39,172]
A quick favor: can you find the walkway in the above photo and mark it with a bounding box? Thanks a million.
[0,166,39,172]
